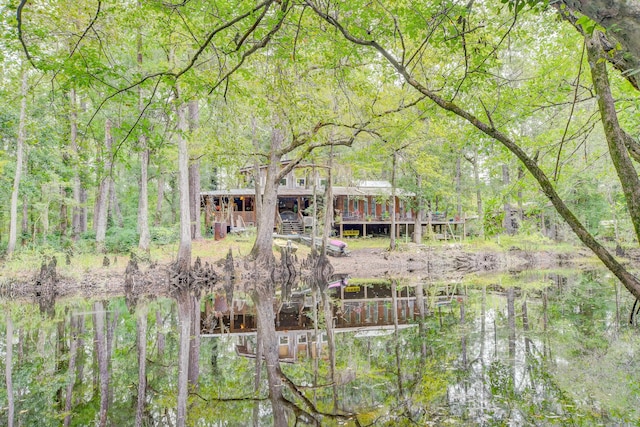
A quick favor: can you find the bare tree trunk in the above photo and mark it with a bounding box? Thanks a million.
[80,188,88,233]
[176,97,191,271]
[135,306,148,427]
[109,182,123,228]
[252,116,262,231]
[137,12,151,251]
[455,155,462,219]
[587,33,640,244]
[322,149,334,255]
[70,88,82,240]
[189,162,201,239]
[155,173,165,226]
[138,144,151,251]
[390,151,397,250]
[517,166,524,223]
[8,70,28,258]
[6,311,14,427]
[93,301,109,427]
[502,164,513,235]
[60,186,69,236]
[188,100,202,240]
[249,126,283,259]
[413,175,423,244]
[95,120,113,252]
[22,194,28,244]
[471,148,484,238]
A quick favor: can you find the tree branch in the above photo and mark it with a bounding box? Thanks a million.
[16,0,37,68]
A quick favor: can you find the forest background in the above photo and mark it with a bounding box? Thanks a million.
[0,0,639,295]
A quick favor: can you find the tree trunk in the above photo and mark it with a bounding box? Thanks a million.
[8,70,28,258]
[22,193,28,244]
[587,33,640,244]
[188,100,202,240]
[249,126,284,259]
[517,166,524,222]
[561,0,640,90]
[390,151,397,250]
[189,162,201,239]
[95,120,113,251]
[80,188,88,233]
[93,301,109,427]
[109,181,124,228]
[502,164,513,235]
[138,143,151,251]
[155,173,165,226]
[176,97,191,271]
[252,116,263,232]
[70,88,82,240]
[60,186,69,236]
[413,175,423,243]
[455,155,462,219]
[472,148,484,238]
[137,8,151,251]
[6,311,14,427]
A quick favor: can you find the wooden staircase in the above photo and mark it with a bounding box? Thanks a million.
[281,219,304,235]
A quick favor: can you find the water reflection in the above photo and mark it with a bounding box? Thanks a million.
[1,268,640,425]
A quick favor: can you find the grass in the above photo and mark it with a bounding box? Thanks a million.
[0,230,591,280]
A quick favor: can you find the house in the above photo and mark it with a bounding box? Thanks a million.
[200,161,466,240]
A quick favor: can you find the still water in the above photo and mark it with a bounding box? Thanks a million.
[1,268,639,426]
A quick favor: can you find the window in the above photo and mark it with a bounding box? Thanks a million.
[297,178,305,187]
[353,199,359,211]
[297,334,307,344]
[343,198,348,214]
[279,336,289,345]
[280,178,287,186]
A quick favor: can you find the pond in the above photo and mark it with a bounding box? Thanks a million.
[1,267,639,426]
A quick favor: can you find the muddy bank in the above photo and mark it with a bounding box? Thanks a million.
[330,243,582,281]
[0,243,588,302]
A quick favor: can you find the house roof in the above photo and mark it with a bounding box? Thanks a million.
[201,184,414,198]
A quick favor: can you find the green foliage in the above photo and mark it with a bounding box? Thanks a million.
[105,227,139,253]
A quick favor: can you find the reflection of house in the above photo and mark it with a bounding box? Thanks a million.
[201,281,462,362]
[200,162,466,239]
[230,325,414,363]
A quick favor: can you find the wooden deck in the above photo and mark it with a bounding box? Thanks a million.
[336,218,466,241]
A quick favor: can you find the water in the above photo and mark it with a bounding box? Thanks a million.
[1,267,639,426]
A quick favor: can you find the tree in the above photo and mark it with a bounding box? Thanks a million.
[7,69,28,258]
[305,0,640,299]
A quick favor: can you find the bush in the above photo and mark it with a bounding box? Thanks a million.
[150,226,179,245]
[105,228,139,253]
